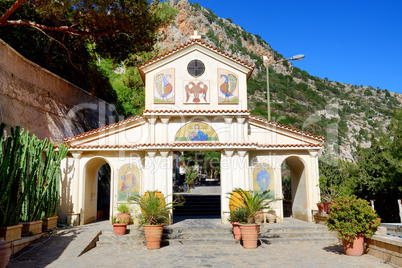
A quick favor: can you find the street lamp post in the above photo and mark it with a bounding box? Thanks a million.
[263,54,305,121]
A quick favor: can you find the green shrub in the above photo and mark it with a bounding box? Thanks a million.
[326,195,380,242]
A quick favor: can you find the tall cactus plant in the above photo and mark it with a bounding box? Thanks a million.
[0,124,68,225]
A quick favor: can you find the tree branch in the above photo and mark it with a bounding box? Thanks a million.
[0,0,26,25]
[1,19,123,36]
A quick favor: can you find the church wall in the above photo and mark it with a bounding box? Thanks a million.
[0,39,117,142]
[144,48,248,111]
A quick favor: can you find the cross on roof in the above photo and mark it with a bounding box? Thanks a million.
[190,30,201,40]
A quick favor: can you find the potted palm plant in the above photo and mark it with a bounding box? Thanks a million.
[129,190,183,249]
[326,195,380,256]
[184,166,198,193]
[228,207,247,240]
[228,188,274,249]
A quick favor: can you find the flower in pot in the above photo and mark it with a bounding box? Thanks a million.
[228,188,274,249]
[227,207,247,240]
[266,209,276,223]
[326,195,380,256]
[112,215,128,235]
[129,190,183,249]
[116,202,131,224]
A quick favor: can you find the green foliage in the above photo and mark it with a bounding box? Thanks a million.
[228,207,247,223]
[326,195,380,242]
[227,188,275,224]
[184,165,198,185]
[129,190,183,226]
[226,18,233,23]
[189,2,201,11]
[117,203,130,214]
[0,0,177,107]
[0,124,68,225]
[112,215,128,224]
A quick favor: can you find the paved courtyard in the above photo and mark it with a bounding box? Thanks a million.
[8,219,394,268]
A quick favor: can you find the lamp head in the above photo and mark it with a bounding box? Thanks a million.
[263,55,269,62]
[290,54,305,61]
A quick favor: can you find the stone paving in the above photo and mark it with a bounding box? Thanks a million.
[8,218,395,268]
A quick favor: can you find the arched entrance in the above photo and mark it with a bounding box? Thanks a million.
[82,157,112,224]
[281,156,308,221]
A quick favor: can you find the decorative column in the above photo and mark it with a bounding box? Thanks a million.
[236,117,246,143]
[159,116,171,143]
[223,116,233,143]
[221,149,235,223]
[147,116,157,143]
[69,152,82,226]
[308,150,320,222]
[145,150,157,191]
[236,150,249,190]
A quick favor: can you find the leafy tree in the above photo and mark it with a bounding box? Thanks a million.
[0,0,176,103]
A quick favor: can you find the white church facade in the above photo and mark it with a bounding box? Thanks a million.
[59,35,324,225]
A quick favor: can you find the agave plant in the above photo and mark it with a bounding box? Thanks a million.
[228,188,276,224]
[129,190,183,226]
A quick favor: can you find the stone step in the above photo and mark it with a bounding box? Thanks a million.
[260,231,336,239]
[260,236,338,245]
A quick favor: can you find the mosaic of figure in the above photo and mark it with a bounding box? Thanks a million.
[154,69,174,103]
[184,81,209,103]
[218,69,238,104]
[175,122,218,141]
[253,163,274,197]
[118,164,140,201]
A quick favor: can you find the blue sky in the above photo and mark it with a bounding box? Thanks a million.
[189,1,402,94]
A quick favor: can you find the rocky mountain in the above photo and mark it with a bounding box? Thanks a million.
[157,0,402,161]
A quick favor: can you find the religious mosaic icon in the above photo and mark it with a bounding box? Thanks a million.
[175,122,218,141]
[118,164,140,201]
[154,68,175,104]
[253,163,274,197]
[184,81,209,104]
[218,69,239,104]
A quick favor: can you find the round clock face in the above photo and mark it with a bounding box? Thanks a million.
[187,60,205,77]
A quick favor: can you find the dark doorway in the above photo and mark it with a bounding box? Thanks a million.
[97,164,110,220]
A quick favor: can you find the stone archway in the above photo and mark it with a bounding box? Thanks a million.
[282,156,309,221]
[82,157,112,225]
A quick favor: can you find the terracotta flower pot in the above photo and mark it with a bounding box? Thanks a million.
[342,233,365,256]
[239,224,260,249]
[316,203,324,213]
[117,213,131,224]
[323,202,332,214]
[0,224,22,242]
[0,238,11,268]
[21,220,43,236]
[231,222,241,240]
[143,224,164,250]
[42,216,58,231]
[267,214,276,223]
[113,223,128,235]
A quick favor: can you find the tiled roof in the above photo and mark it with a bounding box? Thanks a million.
[249,115,325,141]
[63,111,324,144]
[138,39,255,70]
[63,115,144,142]
[66,142,322,150]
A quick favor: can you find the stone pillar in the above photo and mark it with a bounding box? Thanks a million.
[147,116,157,143]
[309,150,320,222]
[236,117,246,143]
[159,116,171,143]
[145,150,157,191]
[236,150,249,190]
[223,116,233,143]
[221,149,235,223]
[68,152,82,226]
